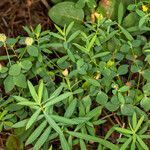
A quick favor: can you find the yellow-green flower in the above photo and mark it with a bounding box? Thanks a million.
[25,37,34,46]
[94,12,103,20]
[0,33,7,43]
[62,69,68,76]
[142,5,148,12]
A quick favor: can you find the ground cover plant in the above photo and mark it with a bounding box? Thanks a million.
[0,0,150,150]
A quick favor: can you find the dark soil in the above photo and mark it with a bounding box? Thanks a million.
[0,0,52,37]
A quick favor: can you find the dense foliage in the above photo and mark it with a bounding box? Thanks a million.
[0,0,150,150]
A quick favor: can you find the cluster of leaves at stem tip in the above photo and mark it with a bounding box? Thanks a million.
[0,0,150,150]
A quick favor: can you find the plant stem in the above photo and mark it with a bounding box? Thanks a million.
[4,43,11,66]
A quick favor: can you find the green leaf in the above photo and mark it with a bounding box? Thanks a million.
[44,92,72,108]
[33,127,51,150]
[67,30,80,43]
[26,121,47,145]
[67,131,119,150]
[135,116,144,132]
[117,65,129,75]
[4,75,15,93]
[49,85,64,100]
[121,104,134,116]
[20,60,32,70]
[27,45,39,57]
[67,48,75,62]
[86,106,102,119]
[9,64,21,76]
[120,136,132,150]
[48,2,84,27]
[28,80,39,103]
[64,99,77,118]
[73,43,89,54]
[0,55,14,61]
[87,35,96,51]
[119,26,133,41]
[34,24,42,37]
[140,97,150,111]
[118,92,125,104]
[132,112,137,130]
[118,2,124,25]
[44,112,62,135]
[80,139,87,150]
[13,73,27,88]
[136,135,149,150]
[119,86,130,92]
[13,96,30,102]
[66,22,74,36]
[139,15,149,28]
[17,101,38,107]
[26,109,41,129]
[12,119,28,128]
[51,115,79,125]
[60,134,70,150]
[54,24,64,36]
[114,127,133,134]
[92,52,110,59]
[38,80,44,103]
[96,91,108,106]
[143,82,150,96]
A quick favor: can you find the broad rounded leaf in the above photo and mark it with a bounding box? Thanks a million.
[20,60,32,70]
[4,75,15,93]
[13,73,27,88]
[140,97,150,111]
[27,45,39,57]
[48,2,84,26]
[96,91,108,106]
[9,64,21,76]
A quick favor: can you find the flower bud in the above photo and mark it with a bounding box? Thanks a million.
[0,33,7,43]
[62,69,68,77]
[94,12,103,20]
[25,37,34,46]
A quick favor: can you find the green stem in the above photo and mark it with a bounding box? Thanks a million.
[4,43,11,66]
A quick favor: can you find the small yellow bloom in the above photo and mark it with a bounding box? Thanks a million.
[107,60,114,67]
[94,12,103,20]
[62,69,68,77]
[0,33,7,43]
[142,5,148,12]
[25,37,34,46]
[94,73,101,80]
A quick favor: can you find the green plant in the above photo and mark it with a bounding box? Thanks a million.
[115,113,150,150]
[0,1,150,149]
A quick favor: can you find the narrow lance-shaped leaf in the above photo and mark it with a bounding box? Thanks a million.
[114,127,133,134]
[119,26,133,41]
[118,2,124,25]
[66,22,74,36]
[67,131,119,150]
[44,112,62,135]
[120,136,132,150]
[33,126,51,150]
[136,135,149,150]
[28,80,39,104]
[67,30,80,43]
[60,134,71,150]
[26,120,47,145]
[87,34,96,51]
[26,109,41,129]
[44,92,72,108]
[38,80,44,103]
[135,116,144,132]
